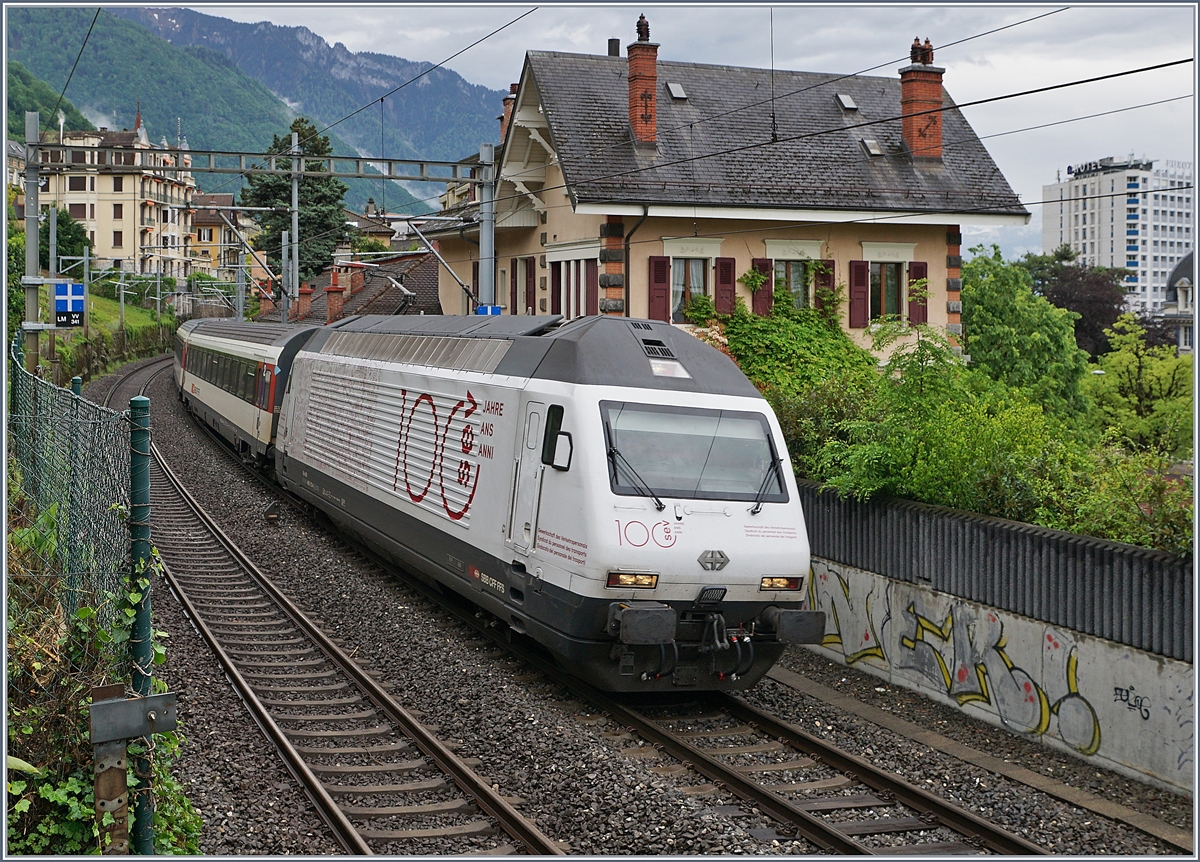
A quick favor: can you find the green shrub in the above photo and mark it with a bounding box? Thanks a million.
[723,303,876,396]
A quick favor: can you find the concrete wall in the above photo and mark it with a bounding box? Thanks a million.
[806,557,1194,794]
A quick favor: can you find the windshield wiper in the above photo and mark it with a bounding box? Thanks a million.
[750,457,782,515]
[604,421,666,512]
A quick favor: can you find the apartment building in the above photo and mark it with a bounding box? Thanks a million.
[38,115,200,278]
[1042,156,1194,313]
[193,193,267,283]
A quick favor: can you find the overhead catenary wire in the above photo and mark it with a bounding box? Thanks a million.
[47,7,102,131]
[196,5,1046,204]
[398,58,1195,215]
[195,7,538,200]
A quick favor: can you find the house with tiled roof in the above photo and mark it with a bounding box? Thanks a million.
[255,251,441,323]
[429,16,1029,351]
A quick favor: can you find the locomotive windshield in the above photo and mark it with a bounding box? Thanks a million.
[600,401,787,503]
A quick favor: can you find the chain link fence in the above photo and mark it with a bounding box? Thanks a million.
[7,336,133,837]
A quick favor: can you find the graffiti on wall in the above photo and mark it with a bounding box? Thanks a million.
[808,564,1101,755]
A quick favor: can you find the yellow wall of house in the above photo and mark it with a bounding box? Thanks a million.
[436,165,954,354]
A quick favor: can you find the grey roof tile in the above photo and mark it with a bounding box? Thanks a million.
[524,52,1027,217]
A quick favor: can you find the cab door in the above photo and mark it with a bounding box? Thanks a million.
[508,401,545,554]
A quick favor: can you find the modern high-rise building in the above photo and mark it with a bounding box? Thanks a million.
[1042,156,1193,313]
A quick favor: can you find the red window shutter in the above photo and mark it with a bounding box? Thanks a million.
[814,259,835,311]
[509,258,518,314]
[648,256,671,321]
[848,261,869,328]
[907,261,928,324]
[550,262,561,315]
[585,259,598,316]
[526,256,538,314]
[751,258,773,316]
[472,261,479,301]
[714,257,736,314]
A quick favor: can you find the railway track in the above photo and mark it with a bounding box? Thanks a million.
[103,357,562,855]
[148,359,1048,857]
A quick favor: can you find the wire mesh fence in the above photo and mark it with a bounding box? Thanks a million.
[7,337,133,815]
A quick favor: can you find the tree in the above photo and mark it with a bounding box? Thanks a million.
[1083,314,1192,457]
[1018,245,1128,358]
[38,208,92,272]
[239,116,348,283]
[961,244,1089,416]
[8,232,26,344]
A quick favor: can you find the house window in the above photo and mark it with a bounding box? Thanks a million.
[68,175,86,191]
[198,227,213,242]
[113,176,123,193]
[774,260,811,308]
[870,262,902,319]
[671,258,707,322]
[68,203,86,220]
[112,230,123,248]
[113,203,123,220]
[1183,326,1192,349]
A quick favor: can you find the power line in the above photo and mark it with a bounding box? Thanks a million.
[586,7,1072,164]
[197,7,538,200]
[306,7,538,146]
[402,59,1195,215]
[47,8,101,130]
[499,57,1194,197]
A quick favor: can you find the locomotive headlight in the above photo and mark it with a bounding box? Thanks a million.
[607,572,659,589]
[761,576,802,590]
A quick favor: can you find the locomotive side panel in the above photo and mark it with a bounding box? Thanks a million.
[278,351,536,607]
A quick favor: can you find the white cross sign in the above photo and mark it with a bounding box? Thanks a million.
[54,282,85,327]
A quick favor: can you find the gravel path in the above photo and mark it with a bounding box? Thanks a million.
[85,358,1188,855]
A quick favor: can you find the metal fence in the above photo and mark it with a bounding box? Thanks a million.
[7,338,132,721]
[797,479,1194,663]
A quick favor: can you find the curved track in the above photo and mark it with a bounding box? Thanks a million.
[103,356,562,855]
[142,352,1052,856]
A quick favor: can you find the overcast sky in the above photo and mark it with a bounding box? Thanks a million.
[199,3,1195,256]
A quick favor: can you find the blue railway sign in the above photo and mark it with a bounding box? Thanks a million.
[55,282,85,327]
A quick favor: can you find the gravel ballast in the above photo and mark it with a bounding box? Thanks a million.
[91,361,1188,855]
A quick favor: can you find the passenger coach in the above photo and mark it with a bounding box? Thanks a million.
[175,320,320,466]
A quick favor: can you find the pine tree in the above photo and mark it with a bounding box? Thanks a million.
[239,117,348,282]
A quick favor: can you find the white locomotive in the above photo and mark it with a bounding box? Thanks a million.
[176,314,823,691]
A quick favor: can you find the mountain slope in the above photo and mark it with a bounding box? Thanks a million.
[6,8,427,213]
[108,7,505,165]
[7,61,95,137]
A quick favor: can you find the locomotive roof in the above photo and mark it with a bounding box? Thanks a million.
[314,314,761,397]
[179,319,320,347]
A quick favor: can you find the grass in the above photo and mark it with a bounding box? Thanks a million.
[37,283,173,357]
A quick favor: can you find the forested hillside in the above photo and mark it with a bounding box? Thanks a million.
[110,7,505,165]
[7,62,94,136]
[7,8,426,213]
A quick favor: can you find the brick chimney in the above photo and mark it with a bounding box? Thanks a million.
[499,83,518,143]
[899,37,944,159]
[627,15,658,145]
[326,270,345,324]
[258,287,275,317]
[297,282,313,319]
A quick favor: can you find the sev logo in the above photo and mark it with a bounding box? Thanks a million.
[697,550,729,571]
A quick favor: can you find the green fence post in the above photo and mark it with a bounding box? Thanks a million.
[71,376,82,396]
[128,395,154,854]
